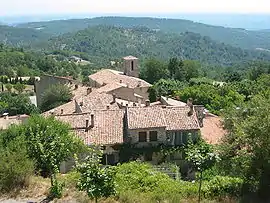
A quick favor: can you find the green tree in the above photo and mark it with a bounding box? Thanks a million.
[40,84,73,112]
[140,59,169,84]
[76,154,116,203]
[13,82,26,94]
[220,90,270,199]
[168,57,178,78]
[5,83,12,92]
[0,92,39,116]
[0,135,34,192]
[1,115,89,197]
[183,60,201,81]
[185,139,220,203]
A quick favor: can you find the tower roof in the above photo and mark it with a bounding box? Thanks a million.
[122,56,138,60]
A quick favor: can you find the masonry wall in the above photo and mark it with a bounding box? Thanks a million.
[88,78,103,88]
[123,59,139,78]
[128,127,167,147]
[35,75,72,107]
[109,87,138,103]
[134,86,150,103]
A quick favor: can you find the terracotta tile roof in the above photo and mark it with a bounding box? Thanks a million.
[127,106,200,131]
[43,101,76,116]
[162,106,200,130]
[75,90,119,112]
[89,69,151,88]
[127,106,167,129]
[200,114,226,144]
[55,110,124,145]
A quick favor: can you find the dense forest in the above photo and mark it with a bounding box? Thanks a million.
[0,25,50,47]
[17,16,270,50]
[43,26,270,66]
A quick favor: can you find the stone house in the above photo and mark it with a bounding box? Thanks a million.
[88,56,151,104]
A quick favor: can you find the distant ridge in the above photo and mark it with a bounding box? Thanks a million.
[16,16,270,50]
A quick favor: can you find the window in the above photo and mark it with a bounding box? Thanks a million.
[131,61,134,71]
[138,132,147,142]
[149,131,158,141]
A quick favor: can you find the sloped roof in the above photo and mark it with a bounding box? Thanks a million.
[127,106,167,129]
[127,106,200,131]
[55,110,124,145]
[200,114,226,144]
[163,107,200,130]
[42,101,76,116]
[89,69,151,88]
[75,90,119,112]
[123,55,138,60]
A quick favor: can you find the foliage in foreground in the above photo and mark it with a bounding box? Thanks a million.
[0,115,89,197]
[0,136,35,192]
[76,154,116,202]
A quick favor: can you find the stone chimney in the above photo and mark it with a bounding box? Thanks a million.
[112,94,116,103]
[119,80,122,84]
[106,105,110,110]
[90,114,94,128]
[61,109,64,114]
[187,98,194,116]
[145,99,150,107]
[137,81,142,87]
[85,119,89,132]
[87,87,92,95]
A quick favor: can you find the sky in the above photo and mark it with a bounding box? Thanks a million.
[1,0,270,16]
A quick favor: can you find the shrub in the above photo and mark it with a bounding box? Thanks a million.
[0,136,34,192]
[114,162,198,201]
[203,176,244,198]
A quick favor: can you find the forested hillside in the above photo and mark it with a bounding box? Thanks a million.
[43,26,270,66]
[0,25,50,47]
[17,16,270,50]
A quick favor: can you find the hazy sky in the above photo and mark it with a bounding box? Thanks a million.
[1,0,270,16]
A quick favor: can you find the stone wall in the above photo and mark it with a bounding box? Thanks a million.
[128,127,167,147]
[35,75,73,107]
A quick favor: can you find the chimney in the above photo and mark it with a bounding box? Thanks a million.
[80,101,83,106]
[61,109,64,114]
[87,87,92,95]
[137,81,142,87]
[187,98,194,116]
[133,102,136,107]
[85,119,89,132]
[107,105,110,110]
[112,94,116,103]
[119,80,122,83]
[90,114,94,128]
[145,99,150,107]
[74,84,78,90]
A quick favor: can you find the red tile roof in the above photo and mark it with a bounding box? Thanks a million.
[200,114,226,144]
[89,69,151,88]
[127,106,167,129]
[163,107,200,130]
[127,106,200,131]
[42,101,76,116]
[75,90,119,112]
[55,110,124,145]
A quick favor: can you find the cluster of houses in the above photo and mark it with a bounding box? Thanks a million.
[0,55,226,172]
